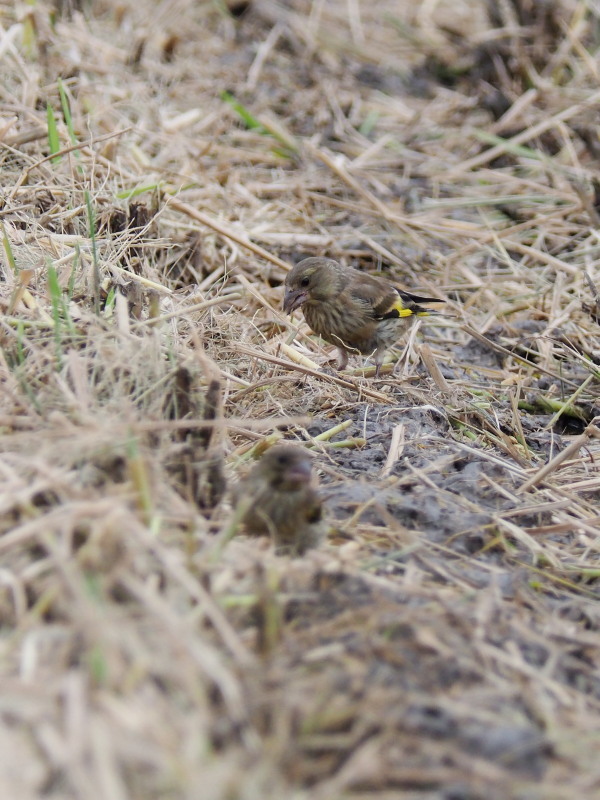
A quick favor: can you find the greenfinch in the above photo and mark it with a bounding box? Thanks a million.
[283,257,442,376]
[232,445,325,555]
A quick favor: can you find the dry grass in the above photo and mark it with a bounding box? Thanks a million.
[1,0,600,797]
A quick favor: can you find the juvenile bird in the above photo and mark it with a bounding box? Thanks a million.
[283,257,442,377]
[232,445,325,555]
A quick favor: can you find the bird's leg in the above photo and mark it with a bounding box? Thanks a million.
[374,347,386,378]
[336,348,348,371]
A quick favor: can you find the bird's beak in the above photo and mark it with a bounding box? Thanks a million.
[286,460,312,484]
[283,288,307,314]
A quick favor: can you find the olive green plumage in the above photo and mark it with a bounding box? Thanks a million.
[232,445,325,555]
[283,257,442,376]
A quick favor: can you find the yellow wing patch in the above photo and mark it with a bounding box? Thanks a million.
[388,297,415,318]
[373,287,439,321]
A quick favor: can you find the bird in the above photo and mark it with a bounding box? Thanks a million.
[283,257,442,377]
[232,445,325,555]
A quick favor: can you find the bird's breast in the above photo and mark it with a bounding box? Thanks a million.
[303,300,370,352]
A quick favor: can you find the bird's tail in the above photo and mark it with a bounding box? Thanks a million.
[385,292,444,319]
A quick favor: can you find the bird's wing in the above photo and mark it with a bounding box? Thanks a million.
[346,271,404,318]
[347,271,440,320]
[305,494,323,524]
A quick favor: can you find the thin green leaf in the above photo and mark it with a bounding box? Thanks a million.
[22,14,36,58]
[359,110,379,137]
[58,78,78,147]
[116,183,162,199]
[67,245,79,300]
[47,264,64,367]
[472,129,547,161]
[85,191,100,315]
[104,286,116,315]
[221,90,265,131]
[46,103,61,163]
[1,224,17,274]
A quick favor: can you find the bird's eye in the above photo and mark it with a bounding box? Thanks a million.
[300,276,310,287]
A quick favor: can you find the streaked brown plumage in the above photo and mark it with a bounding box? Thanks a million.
[283,257,442,376]
[232,445,325,555]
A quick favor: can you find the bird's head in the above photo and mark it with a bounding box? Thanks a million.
[256,445,313,490]
[283,258,342,313]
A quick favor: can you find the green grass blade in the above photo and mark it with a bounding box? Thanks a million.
[359,110,379,137]
[46,103,61,163]
[104,286,116,316]
[85,191,100,315]
[58,78,78,147]
[47,264,64,367]
[22,14,37,58]
[221,90,265,131]
[471,129,547,161]
[1,223,17,274]
[67,245,79,299]
[16,320,26,365]
[221,91,297,155]
[116,182,162,200]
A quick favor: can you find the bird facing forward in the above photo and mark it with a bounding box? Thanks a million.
[283,257,442,376]
[232,445,325,555]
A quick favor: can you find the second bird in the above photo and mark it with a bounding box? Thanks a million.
[283,257,442,377]
[232,445,325,555]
